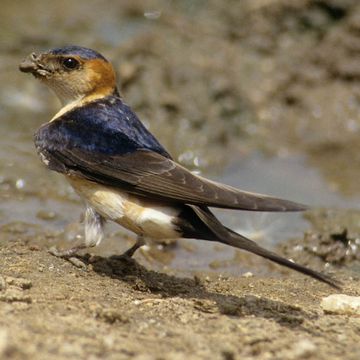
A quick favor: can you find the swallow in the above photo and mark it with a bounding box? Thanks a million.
[19,45,339,288]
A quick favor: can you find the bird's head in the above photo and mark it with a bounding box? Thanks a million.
[19,46,117,105]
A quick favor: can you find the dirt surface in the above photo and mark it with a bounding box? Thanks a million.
[0,239,359,360]
[1,0,360,359]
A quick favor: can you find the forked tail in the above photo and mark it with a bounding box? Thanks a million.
[224,229,341,289]
[188,205,341,289]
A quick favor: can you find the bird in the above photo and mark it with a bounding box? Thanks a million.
[19,45,339,288]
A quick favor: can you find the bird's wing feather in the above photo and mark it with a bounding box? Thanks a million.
[45,145,306,211]
[35,100,306,212]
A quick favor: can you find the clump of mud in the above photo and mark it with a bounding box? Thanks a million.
[280,209,360,271]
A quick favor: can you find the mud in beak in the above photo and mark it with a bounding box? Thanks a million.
[19,53,50,77]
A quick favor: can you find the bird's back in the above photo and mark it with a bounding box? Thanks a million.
[34,95,171,159]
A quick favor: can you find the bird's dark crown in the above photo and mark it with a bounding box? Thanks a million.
[48,46,109,62]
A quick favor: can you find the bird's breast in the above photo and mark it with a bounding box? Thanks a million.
[66,175,181,239]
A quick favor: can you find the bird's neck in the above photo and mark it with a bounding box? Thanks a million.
[50,87,119,122]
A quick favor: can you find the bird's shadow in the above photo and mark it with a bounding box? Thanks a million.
[80,254,316,329]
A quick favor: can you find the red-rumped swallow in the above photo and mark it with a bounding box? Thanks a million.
[19,46,339,288]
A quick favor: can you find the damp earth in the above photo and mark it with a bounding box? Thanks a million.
[1,1,360,359]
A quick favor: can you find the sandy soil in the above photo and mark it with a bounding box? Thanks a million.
[0,238,359,360]
[1,0,360,359]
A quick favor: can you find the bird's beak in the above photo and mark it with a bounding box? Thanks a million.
[19,52,51,77]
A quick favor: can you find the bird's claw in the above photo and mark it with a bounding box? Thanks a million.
[48,246,87,269]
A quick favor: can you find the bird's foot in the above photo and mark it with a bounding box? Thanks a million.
[49,245,88,269]
[110,236,145,261]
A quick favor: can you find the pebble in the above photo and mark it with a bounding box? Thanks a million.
[321,294,360,315]
[242,272,254,278]
[291,339,317,358]
[69,257,87,269]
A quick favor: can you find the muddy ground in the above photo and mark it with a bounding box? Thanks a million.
[1,0,360,359]
[0,239,359,360]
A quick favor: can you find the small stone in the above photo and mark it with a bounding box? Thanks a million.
[242,272,254,278]
[68,257,87,269]
[291,339,317,358]
[321,294,360,315]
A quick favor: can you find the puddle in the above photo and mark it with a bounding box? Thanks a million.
[216,152,360,244]
[163,152,360,276]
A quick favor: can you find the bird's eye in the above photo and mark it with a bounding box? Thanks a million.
[62,57,79,70]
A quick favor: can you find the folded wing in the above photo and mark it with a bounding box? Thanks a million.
[43,144,307,211]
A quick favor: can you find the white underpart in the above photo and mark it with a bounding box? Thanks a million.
[84,204,105,247]
[67,177,181,242]
[135,206,180,239]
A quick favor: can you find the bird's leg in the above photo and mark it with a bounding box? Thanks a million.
[112,236,145,260]
[123,235,145,257]
[49,205,105,266]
